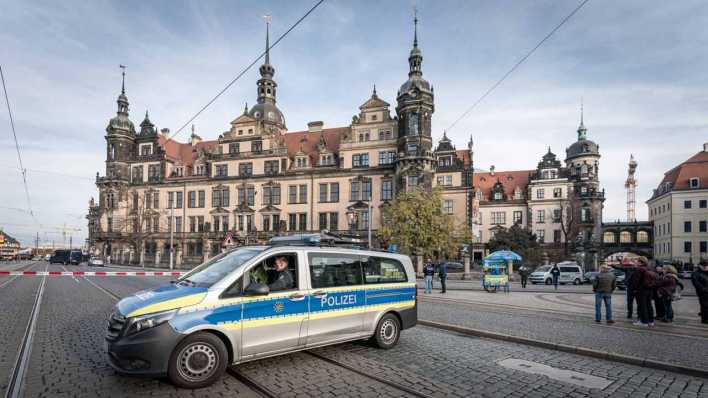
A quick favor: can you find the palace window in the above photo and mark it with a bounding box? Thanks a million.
[443,200,454,214]
[554,230,561,243]
[637,230,649,243]
[288,185,308,204]
[378,151,395,165]
[350,179,372,201]
[381,180,393,201]
[264,160,279,175]
[438,157,452,167]
[215,164,228,177]
[175,216,182,232]
[620,231,632,243]
[262,185,281,205]
[132,166,143,183]
[251,140,262,153]
[296,157,308,168]
[148,165,160,182]
[238,187,255,206]
[491,212,506,225]
[537,210,545,223]
[437,175,453,186]
[407,143,417,155]
[689,177,700,189]
[536,230,545,243]
[513,211,523,224]
[353,153,369,168]
[536,189,545,199]
[194,164,206,176]
[553,188,562,198]
[238,163,253,177]
[228,143,239,154]
[140,144,153,156]
[188,191,196,208]
[319,183,339,203]
[212,188,230,207]
[320,154,334,166]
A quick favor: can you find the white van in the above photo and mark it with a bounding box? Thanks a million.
[529,262,584,285]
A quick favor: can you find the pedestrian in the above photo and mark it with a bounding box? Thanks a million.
[657,265,681,323]
[518,265,530,288]
[437,260,448,294]
[633,257,656,327]
[423,258,435,294]
[691,260,708,325]
[621,264,638,319]
[550,264,561,290]
[593,265,616,324]
[653,265,666,321]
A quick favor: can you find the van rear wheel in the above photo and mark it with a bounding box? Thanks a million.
[168,332,227,389]
[371,313,401,349]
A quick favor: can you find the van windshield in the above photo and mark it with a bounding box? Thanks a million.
[535,266,551,272]
[178,247,264,288]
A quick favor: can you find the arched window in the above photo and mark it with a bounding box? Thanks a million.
[620,231,632,243]
[637,230,649,243]
[603,231,615,243]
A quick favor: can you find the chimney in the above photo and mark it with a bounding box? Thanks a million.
[160,128,170,137]
[307,121,324,133]
[490,165,495,176]
[704,142,708,152]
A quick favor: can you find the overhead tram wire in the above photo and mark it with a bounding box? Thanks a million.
[445,0,591,132]
[169,0,326,141]
[1,65,36,220]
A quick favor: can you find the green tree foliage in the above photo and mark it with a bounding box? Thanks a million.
[486,224,543,265]
[379,188,472,260]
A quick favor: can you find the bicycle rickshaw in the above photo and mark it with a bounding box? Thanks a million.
[481,250,521,293]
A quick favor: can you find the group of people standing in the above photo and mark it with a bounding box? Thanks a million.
[422,259,448,294]
[601,258,708,326]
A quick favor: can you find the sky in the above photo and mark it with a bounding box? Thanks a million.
[1,0,707,246]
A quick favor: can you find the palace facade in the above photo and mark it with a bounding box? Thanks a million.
[88,20,474,267]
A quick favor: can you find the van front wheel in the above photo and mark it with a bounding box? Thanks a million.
[371,313,401,349]
[168,332,227,389]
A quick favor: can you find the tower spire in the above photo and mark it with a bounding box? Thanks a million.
[413,6,418,48]
[577,99,587,140]
[119,64,126,94]
[264,15,271,65]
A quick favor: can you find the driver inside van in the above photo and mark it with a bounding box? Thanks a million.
[267,256,294,292]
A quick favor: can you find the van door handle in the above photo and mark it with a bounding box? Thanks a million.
[289,293,306,301]
[312,291,327,298]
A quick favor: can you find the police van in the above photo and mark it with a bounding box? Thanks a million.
[105,235,417,388]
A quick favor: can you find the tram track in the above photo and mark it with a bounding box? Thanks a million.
[4,264,47,398]
[304,350,435,398]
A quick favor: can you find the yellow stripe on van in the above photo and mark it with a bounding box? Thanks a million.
[128,293,207,317]
[242,315,308,329]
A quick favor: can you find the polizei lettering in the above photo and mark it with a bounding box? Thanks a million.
[321,294,356,307]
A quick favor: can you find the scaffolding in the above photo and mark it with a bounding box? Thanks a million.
[625,154,638,222]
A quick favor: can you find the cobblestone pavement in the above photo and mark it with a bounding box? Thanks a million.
[2,261,707,397]
[0,262,42,396]
[418,296,708,371]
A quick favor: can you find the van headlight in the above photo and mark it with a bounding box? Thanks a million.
[125,309,177,336]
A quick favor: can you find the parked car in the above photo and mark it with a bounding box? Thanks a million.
[439,261,464,272]
[89,257,105,267]
[529,262,584,285]
[583,271,599,284]
[49,250,71,265]
[44,254,51,261]
[69,250,83,265]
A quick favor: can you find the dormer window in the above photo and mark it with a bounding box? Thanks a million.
[174,167,184,177]
[494,192,503,200]
[371,114,377,121]
[296,157,308,168]
[689,177,700,189]
[238,129,243,135]
[139,143,153,156]
[248,128,253,134]
[320,154,334,166]
[438,156,452,167]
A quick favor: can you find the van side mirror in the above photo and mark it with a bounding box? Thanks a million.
[244,282,270,296]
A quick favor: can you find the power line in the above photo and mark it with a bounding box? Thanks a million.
[0,164,95,182]
[1,65,35,218]
[445,0,591,132]
[169,0,326,140]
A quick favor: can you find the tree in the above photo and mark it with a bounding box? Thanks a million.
[558,196,578,256]
[379,188,472,260]
[486,224,543,265]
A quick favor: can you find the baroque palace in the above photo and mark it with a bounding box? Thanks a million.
[87,19,604,268]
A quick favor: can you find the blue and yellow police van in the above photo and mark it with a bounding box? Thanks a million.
[106,235,417,388]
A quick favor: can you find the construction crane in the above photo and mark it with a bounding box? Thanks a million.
[625,154,638,222]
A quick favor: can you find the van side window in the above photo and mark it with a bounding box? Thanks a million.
[249,253,298,292]
[560,266,578,273]
[308,253,362,288]
[221,277,243,298]
[362,256,407,284]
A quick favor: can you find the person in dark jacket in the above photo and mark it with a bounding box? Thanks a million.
[423,259,435,294]
[657,265,680,322]
[593,265,616,324]
[518,265,530,288]
[692,261,708,324]
[268,256,295,292]
[653,265,666,321]
[550,264,561,290]
[621,265,638,319]
[633,257,655,327]
[437,261,448,294]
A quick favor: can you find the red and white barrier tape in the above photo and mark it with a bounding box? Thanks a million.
[0,271,186,277]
